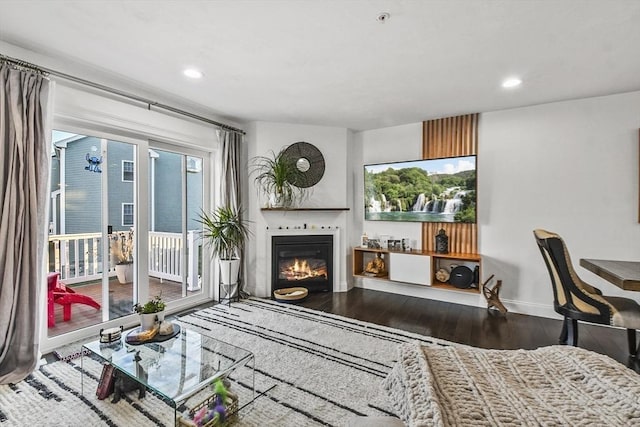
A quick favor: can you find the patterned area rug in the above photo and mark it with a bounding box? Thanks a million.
[0,298,445,426]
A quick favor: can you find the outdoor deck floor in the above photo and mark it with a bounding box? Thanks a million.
[48,276,198,337]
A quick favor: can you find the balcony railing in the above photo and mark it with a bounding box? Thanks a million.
[48,230,202,290]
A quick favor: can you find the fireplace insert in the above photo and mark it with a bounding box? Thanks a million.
[271,234,333,295]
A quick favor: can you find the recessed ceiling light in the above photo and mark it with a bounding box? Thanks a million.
[502,78,522,88]
[183,68,203,79]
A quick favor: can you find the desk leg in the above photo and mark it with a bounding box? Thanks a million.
[627,329,639,358]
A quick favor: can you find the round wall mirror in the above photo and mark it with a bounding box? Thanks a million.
[281,142,325,188]
[296,158,311,172]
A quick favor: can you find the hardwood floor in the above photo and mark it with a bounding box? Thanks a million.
[298,288,640,373]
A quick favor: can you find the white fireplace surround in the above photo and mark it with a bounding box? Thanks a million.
[265,228,343,296]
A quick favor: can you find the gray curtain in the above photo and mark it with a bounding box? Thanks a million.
[0,63,51,384]
[217,129,247,296]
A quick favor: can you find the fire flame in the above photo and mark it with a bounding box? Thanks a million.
[281,258,327,281]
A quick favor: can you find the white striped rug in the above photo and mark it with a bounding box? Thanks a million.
[0,298,449,426]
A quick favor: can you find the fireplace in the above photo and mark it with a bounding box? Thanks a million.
[271,234,333,295]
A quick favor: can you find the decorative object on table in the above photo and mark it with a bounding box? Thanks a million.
[109,228,134,284]
[111,367,145,403]
[250,147,309,208]
[449,265,474,289]
[133,294,166,331]
[435,268,450,283]
[388,239,401,250]
[366,238,381,249]
[280,141,325,188]
[178,378,239,427]
[125,324,181,344]
[360,233,369,248]
[198,205,251,296]
[364,253,386,277]
[99,326,123,343]
[435,228,449,254]
[379,234,390,250]
[482,274,507,314]
[401,238,412,251]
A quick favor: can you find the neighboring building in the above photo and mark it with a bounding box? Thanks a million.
[50,132,203,236]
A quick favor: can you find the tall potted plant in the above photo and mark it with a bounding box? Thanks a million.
[251,148,307,208]
[198,205,251,295]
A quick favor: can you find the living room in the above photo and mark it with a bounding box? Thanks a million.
[1,1,640,426]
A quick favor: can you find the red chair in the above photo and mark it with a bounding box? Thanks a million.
[47,272,101,328]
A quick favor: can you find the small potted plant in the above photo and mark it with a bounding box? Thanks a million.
[250,148,308,208]
[109,228,134,284]
[133,294,165,331]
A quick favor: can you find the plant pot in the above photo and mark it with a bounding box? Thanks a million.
[140,312,157,331]
[156,310,165,323]
[219,258,241,285]
[115,263,133,284]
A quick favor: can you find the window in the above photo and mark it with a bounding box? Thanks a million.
[122,160,134,182]
[122,203,134,226]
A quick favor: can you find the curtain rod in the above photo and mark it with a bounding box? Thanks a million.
[0,54,245,135]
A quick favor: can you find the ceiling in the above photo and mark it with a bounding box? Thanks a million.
[1,0,639,131]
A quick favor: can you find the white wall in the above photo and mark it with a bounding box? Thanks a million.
[246,121,351,297]
[353,91,640,318]
[479,91,640,316]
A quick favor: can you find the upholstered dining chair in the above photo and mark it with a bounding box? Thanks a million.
[533,229,640,357]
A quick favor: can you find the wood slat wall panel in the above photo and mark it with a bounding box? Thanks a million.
[422,114,478,254]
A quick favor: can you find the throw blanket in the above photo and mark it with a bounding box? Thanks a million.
[383,342,640,426]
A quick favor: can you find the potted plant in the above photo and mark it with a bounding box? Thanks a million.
[133,294,166,331]
[198,205,251,295]
[109,228,134,284]
[250,148,308,208]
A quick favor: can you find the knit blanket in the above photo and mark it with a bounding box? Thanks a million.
[383,342,640,426]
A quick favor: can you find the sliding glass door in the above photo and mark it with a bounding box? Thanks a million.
[47,130,137,337]
[148,146,204,303]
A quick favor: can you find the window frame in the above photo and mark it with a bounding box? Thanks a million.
[122,202,134,226]
[122,160,134,182]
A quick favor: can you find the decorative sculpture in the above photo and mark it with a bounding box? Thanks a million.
[85,152,103,173]
[482,274,507,314]
[364,253,386,276]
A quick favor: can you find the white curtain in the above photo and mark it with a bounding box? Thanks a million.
[0,63,51,384]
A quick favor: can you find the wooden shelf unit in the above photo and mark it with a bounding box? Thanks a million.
[352,247,481,293]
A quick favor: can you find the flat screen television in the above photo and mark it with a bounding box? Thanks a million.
[364,155,476,223]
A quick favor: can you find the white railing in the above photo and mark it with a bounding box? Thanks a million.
[48,230,202,290]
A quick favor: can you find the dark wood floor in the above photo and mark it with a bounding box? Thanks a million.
[298,288,640,373]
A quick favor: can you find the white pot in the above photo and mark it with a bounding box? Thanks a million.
[156,310,165,323]
[115,263,133,284]
[140,313,157,331]
[219,258,241,285]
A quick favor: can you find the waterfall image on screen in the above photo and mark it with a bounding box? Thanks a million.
[364,155,476,223]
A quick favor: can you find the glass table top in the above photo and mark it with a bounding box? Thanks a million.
[83,326,254,403]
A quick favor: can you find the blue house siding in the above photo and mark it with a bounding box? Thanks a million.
[151,151,203,233]
[63,137,103,234]
[106,141,135,232]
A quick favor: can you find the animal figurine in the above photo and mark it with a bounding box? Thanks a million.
[111,370,145,403]
[85,152,103,173]
[482,274,508,314]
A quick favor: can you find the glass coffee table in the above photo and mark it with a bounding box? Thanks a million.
[82,325,255,426]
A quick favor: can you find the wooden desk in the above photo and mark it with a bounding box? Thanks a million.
[580,259,640,291]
